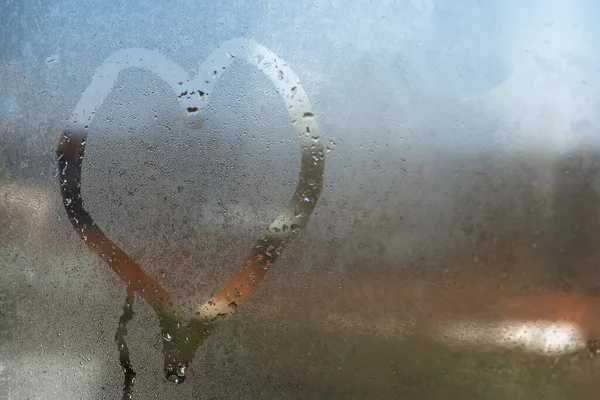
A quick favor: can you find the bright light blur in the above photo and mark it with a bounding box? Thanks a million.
[439,320,586,355]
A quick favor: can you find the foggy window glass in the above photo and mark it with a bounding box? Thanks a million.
[2,1,600,399]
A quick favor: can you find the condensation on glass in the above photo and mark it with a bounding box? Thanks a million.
[2,0,600,399]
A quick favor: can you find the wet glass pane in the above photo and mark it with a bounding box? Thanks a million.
[2,0,600,398]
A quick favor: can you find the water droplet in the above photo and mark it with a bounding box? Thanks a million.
[326,140,336,152]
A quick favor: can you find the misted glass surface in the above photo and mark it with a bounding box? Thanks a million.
[2,0,600,398]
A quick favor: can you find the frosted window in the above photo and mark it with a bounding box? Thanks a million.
[2,1,600,398]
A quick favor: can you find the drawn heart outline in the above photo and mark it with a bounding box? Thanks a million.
[57,38,324,385]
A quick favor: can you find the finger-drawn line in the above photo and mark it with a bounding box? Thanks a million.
[57,37,324,395]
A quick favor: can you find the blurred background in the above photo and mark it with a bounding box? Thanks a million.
[2,0,600,398]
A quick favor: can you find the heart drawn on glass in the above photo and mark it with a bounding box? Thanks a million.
[57,38,324,395]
